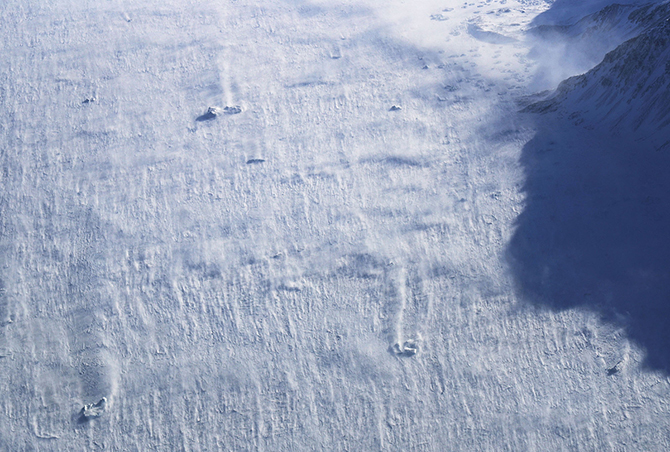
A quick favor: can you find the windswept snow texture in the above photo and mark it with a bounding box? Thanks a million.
[1,0,670,450]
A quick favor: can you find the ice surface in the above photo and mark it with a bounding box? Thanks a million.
[1,0,669,450]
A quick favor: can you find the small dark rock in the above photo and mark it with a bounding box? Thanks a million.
[196,107,219,122]
[79,397,107,421]
[223,105,242,115]
[606,360,623,376]
[197,106,242,121]
[390,338,420,357]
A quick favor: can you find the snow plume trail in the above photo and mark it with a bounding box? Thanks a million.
[65,212,121,410]
[386,264,408,353]
[525,0,670,92]
[221,56,235,109]
[526,2,642,91]
[381,261,432,356]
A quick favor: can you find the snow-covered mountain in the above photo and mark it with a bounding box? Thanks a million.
[510,1,670,373]
[527,1,669,90]
[531,0,657,26]
[529,2,670,140]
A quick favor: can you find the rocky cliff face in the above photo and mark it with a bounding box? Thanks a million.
[529,3,670,145]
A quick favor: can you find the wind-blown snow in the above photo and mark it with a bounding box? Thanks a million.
[1,0,669,450]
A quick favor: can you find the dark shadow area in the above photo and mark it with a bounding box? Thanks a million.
[508,115,670,372]
[195,110,217,122]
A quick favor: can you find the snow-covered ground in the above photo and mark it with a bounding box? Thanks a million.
[1,0,669,450]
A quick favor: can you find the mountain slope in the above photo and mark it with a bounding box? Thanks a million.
[510,2,670,372]
[528,1,670,90]
[529,2,670,142]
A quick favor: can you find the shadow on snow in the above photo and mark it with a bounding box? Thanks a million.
[507,115,670,372]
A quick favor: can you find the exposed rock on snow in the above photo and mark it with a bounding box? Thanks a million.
[222,105,242,115]
[80,397,107,420]
[196,105,242,121]
[196,106,219,121]
[391,336,422,357]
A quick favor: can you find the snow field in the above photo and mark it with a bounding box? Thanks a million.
[0,0,669,450]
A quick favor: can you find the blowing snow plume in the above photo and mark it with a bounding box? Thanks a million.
[525,0,666,91]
